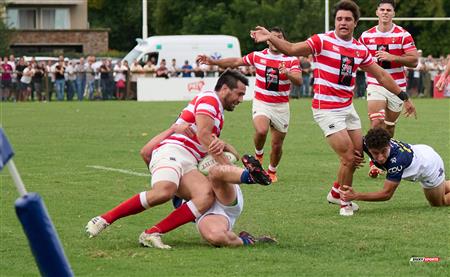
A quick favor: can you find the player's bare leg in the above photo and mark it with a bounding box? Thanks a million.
[208,164,241,204]
[423,180,450,206]
[268,127,287,182]
[384,108,401,137]
[326,129,362,216]
[200,164,275,247]
[253,115,270,164]
[198,215,243,246]
[368,100,388,178]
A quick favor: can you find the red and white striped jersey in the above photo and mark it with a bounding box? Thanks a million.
[243,48,301,103]
[359,24,416,89]
[157,91,224,161]
[306,31,373,109]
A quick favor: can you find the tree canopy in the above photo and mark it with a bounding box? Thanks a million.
[0,4,13,56]
[88,0,449,56]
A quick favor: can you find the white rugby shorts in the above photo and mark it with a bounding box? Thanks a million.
[403,145,446,189]
[312,104,361,137]
[196,184,244,231]
[252,98,290,133]
[149,144,198,187]
[367,84,404,113]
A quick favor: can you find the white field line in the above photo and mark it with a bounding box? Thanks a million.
[86,165,150,177]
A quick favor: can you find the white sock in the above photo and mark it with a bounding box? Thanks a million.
[255,149,264,155]
[139,191,150,209]
[186,200,201,218]
[268,164,277,172]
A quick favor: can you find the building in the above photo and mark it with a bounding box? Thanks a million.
[2,0,108,55]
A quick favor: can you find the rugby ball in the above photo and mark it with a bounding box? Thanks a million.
[198,152,238,175]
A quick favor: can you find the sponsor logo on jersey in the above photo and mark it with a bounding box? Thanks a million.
[338,55,354,86]
[265,66,279,91]
[376,44,391,69]
[388,165,403,174]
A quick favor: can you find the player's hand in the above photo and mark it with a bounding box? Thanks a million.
[340,185,356,201]
[250,26,271,43]
[196,54,212,65]
[353,150,365,168]
[403,99,417,119]
[172,123,195,138]
[209,134,225,155]
[375,51,394,62]
[435,74,447,91]
[279,62,288,75]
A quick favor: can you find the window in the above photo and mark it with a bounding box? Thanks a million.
[6,7,70,30]
[7,8,37,29]
[42,8,70,29]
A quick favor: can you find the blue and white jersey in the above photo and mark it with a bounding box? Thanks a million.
[363,139,415,182]
[364,139,445,187]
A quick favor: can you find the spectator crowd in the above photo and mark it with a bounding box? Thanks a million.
[0,52,448,102]
[290,52,450,99]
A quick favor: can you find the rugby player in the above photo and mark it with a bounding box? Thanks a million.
[341,128,450,206]
[359,0,419,177]
[197,27,302,183]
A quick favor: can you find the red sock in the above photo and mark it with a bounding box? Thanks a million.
[145,202,196,234]
[330,181,340,198]
[101,193,147,224]
[369,160,375,167]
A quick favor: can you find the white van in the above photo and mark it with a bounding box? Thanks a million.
[123,35,241,66]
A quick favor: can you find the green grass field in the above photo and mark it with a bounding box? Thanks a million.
[0,98,449,277]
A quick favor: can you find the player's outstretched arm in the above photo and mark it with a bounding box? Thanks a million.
[250,26,312,57]
[361,62,417,118]
[341,181,399,202]
[140,123,193,166]
[196,54,244,69]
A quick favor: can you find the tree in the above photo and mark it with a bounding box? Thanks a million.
[89,0,449,56]
[0,4,13,56]
[88,0,155,53]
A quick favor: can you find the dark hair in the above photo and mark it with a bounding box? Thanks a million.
[269,26,287,40]
[215,69,249,91]
[378,0,395,9]
[333,0,360,22]
[364,128,391,150]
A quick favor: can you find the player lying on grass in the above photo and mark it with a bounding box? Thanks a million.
[341,128,450,206]
[170,136,277,247]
